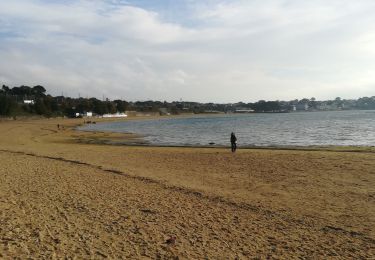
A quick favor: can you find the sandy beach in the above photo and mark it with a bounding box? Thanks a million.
[0,117,374,258]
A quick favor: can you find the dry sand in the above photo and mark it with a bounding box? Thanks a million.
[0,117,374,258]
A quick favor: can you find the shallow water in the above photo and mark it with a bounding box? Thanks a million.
[79,110,375,147]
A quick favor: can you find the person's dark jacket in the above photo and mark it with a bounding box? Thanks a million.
[231,134,237,143]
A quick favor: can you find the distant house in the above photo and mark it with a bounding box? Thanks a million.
[102,113,128,118]
[234,108,255,113]
[84,112,93,117]
[71,112,92,118]
[23,100,34,105]
[159,108,170,115]
[295,103,309,111]
[317,103,337,111]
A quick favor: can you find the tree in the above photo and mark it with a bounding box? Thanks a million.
[34,98,48,115]
[114,100,128,112]
[92,99,108,115]
[309,97,317,109]
[76,98,93,113]
[106,101,116,114]
[0,95,17,116]
[2,85,10,94]
[11,85,33,97]
[334,97,343,108]
[32,85,46,97]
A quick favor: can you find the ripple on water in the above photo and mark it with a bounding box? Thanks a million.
[79,111,375,147]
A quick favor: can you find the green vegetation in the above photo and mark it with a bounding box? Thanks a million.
[0,85,130,118]
[1,84,375,118]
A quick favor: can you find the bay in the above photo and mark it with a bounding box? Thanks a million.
[78,110,375,147]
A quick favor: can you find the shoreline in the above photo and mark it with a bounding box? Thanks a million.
[72,132,375,153]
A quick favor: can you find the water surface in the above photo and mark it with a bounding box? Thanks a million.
[79,111,375,147]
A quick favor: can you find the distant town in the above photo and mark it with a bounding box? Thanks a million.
[1,84,375,118]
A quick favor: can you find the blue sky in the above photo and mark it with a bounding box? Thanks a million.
[1,0,375,102]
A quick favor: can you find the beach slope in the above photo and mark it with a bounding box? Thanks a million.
[0,118,374,258]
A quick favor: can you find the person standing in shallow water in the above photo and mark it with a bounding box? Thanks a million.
[230,132,237,152]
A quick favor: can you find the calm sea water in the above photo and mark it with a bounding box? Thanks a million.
[79,111,375,147]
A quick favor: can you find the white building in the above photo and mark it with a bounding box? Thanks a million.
[84,112,93,117]
[295,103,309,111]
[102,113,128,118]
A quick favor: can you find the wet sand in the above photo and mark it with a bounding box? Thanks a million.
[0,117,374,258]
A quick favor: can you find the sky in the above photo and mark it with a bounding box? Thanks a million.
[0,0,375,102]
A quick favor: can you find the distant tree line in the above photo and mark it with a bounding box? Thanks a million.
[0,85,131,117]
[1,84,375,118]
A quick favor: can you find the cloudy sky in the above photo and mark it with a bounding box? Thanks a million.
[1,0,375,102]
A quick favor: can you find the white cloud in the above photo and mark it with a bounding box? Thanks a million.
[0,0,375,102]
